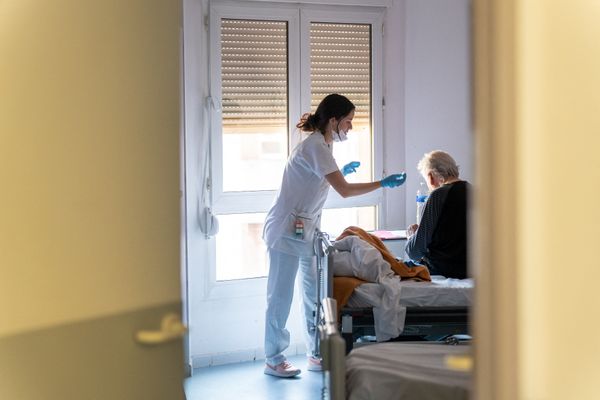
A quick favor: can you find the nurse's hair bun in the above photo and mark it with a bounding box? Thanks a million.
[296,113,319,131]
[296,94,355,134]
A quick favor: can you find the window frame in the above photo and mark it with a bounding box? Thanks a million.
[205,0,386,299]
[299,6,385,211]
[209,2,300,215]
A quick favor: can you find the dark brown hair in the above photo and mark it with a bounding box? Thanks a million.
[296,94,355,134]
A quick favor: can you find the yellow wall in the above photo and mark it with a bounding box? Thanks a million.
[0,0,182,336]
[518,1,600,399]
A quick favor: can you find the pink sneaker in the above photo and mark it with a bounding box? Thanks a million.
[264,360,301,378]
[307,356,323,372]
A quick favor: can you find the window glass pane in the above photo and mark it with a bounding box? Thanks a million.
[310,22,372,183]
[221,19,289,192]
[216,213,268,281]
[216,208,375,281]
[321,206,377,238]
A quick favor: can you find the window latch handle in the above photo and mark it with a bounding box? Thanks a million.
[205,96,222,113]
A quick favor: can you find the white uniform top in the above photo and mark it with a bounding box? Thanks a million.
[263,132,339,256]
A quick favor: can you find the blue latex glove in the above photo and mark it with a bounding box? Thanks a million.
[380,172,407,188]
[342,161,361,176]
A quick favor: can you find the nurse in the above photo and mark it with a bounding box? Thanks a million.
[262,93,406,378]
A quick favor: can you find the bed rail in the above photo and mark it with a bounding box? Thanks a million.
[313,229,335,358]
[314,229,335,294]
[319,297,346,400]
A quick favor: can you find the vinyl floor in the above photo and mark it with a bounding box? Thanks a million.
[184,354,324,400]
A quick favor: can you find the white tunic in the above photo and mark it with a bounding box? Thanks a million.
[263,132,339,256]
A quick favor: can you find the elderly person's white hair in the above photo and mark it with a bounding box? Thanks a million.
[417,150,460,181]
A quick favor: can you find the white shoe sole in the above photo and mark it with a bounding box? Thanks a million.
[307,359,323,372]
[264,366,301,378]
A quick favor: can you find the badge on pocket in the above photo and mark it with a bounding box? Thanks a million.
[294,218,304,240]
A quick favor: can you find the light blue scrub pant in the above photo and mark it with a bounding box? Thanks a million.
[264,248,318,367]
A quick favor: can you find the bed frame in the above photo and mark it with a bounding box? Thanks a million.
[318,297,346,400]
[340,306,469,353]
[320,297,473,400]
[314,230,470,354]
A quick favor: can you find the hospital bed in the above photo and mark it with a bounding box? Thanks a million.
[314,229,472,353]
[319,297,472,400]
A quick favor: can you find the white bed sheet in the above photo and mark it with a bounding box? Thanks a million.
[343,275,473,341]
[346,342,471,400]
[346,275,474,308]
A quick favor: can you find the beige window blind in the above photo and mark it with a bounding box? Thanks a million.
[220,19,288,133]
[310,22,371,128]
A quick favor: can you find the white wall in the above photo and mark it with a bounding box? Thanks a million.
[403,0,472,226]
[184,0,473,366]
[380,0,407,229]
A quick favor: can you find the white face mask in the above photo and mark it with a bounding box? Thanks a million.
[332,129,348,142]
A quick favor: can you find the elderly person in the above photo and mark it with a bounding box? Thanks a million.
[405,150,469,279]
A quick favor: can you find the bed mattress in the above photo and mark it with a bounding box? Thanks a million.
[346,342,471,400]
[346,275,473,308]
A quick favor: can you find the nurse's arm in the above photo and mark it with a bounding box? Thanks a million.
[325,170,382,198]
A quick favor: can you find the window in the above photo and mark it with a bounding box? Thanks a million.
[215,212,268,280]
[310,22,373,186]
[220,19,289,193]
[209,3,383,282]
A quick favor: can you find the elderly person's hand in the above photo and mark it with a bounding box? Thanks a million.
[407,224,418,238]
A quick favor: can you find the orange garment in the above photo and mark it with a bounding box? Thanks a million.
[332,226,431,309]
[333,276,368,311]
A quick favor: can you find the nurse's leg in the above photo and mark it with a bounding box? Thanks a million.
[298,255,318,357]
[265,248,299,366]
